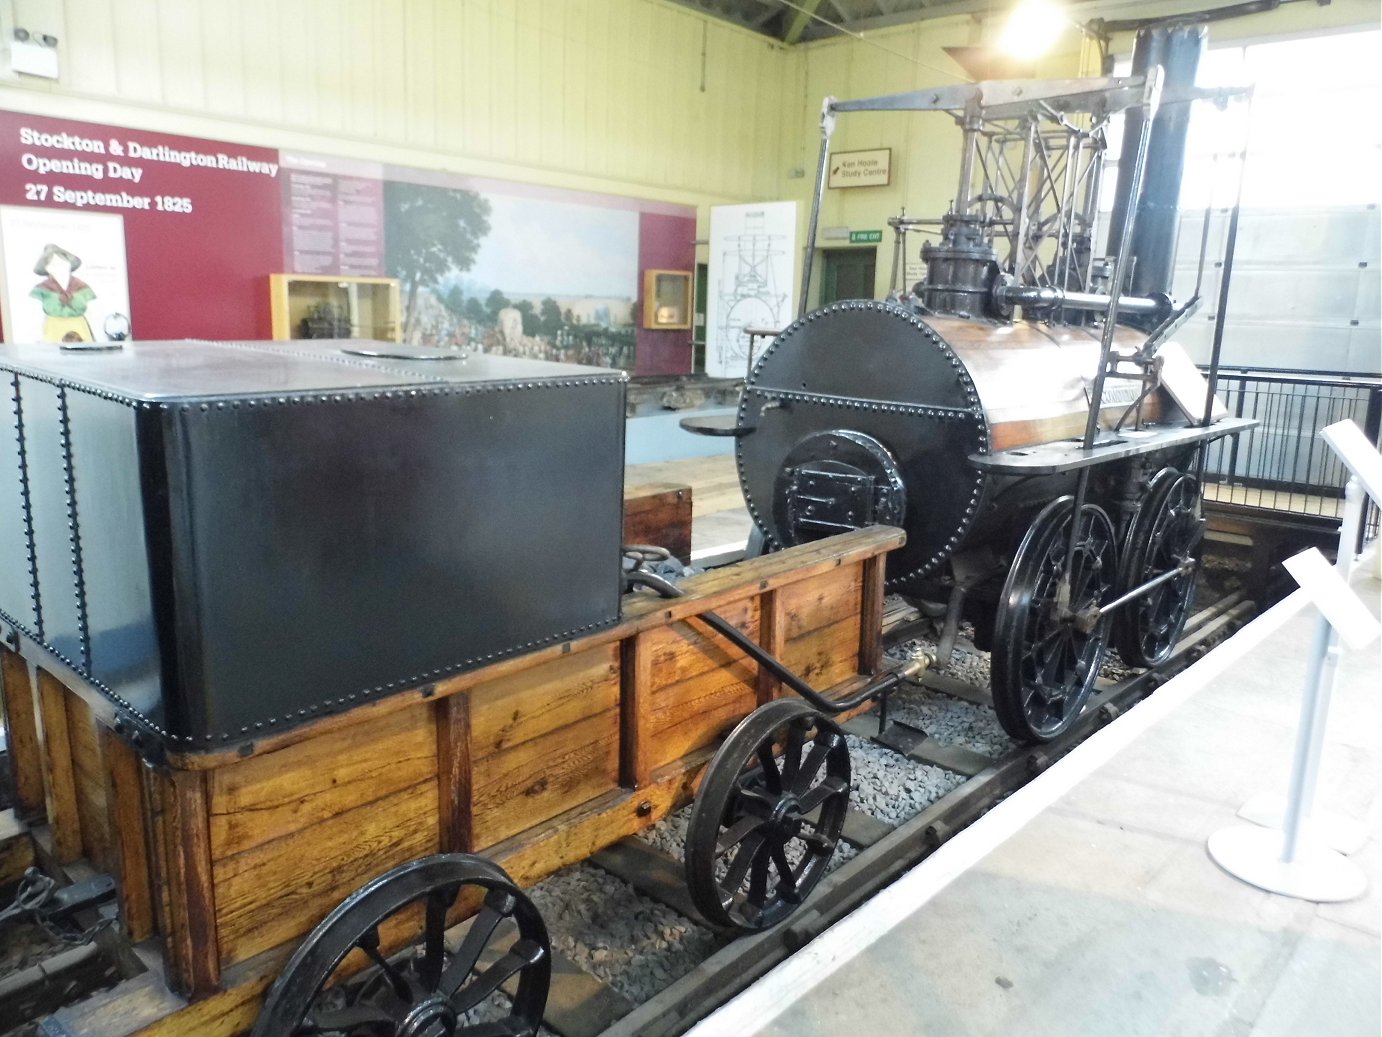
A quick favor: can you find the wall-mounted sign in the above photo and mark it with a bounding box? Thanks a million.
[829,148,891,189]
[849,230,883,244]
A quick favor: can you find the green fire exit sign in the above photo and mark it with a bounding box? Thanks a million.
[849,230,883,244]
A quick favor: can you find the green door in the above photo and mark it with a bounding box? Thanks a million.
[693,262,708,372]
[820,248,878,305]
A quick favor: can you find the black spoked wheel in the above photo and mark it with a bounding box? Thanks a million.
[252,854,550,1037]
[685,699,850,933]
[992,497,1118,743]
[1115,468,1204,668]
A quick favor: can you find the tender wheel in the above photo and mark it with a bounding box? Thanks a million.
[252,854,550,1037]
[685,699,850,933]
[992,497,1117,743]
[1115,468,1204,668]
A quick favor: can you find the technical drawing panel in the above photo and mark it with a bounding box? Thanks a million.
[706,201,796,377]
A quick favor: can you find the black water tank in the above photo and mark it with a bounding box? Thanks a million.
[0,341,626,753]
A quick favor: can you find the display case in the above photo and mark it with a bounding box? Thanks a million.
[268,274,402,341]
[642,269,693,329]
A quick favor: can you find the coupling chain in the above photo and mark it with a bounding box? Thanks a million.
[0,867,117,946]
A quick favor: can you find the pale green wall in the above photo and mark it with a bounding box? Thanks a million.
[1,0,1376,314]
[0,0,791,217]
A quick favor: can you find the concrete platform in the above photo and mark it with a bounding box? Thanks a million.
[692,565,1382,1036]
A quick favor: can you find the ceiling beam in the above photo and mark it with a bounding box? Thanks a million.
[783,0,828,43]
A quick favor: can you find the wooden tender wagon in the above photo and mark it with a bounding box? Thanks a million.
[3,523,902,1036]
[0,339,904,1035]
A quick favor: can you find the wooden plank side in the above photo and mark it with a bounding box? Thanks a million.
[102,729,155,943]
[213,779,439,968]
[779,565,863,642]
[468,644,620,757]
[490,760,703,891]
[859,554,886,675]
[646,597,759,769]
[161,769,220,996]
[781,613,864,693]
[620,634,651,788]
[471,708,620,849]
[208,706,437,860]
[649,664,757,770]
[36,669,82,863]
[436,694,472,854]
[1,648,45,817]
[66,692,113,871]
[646,596,757,691]
[756,589,784,705]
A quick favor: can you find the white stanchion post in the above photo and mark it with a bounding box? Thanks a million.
[1208,421,1381,902]
[1279,479,1360,867]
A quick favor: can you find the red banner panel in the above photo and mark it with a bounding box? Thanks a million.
[0,111,283,341]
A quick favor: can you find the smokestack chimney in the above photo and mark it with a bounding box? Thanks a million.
[1106,24,1207,305]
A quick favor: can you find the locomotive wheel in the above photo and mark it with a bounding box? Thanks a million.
[992,497,1117,743]
[1115,468,1205,668]
[685,699,850,933]
[252,854,550,1037]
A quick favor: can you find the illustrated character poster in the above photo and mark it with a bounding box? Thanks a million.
[706,201,796,378]
[0,206,132,344]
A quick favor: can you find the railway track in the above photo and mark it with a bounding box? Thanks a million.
[2,592,1254,1037]
[507,591,1256,1037]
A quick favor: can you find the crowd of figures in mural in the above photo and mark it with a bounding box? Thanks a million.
[384,180,640,368]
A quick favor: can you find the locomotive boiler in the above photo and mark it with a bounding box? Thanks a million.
[728,25,1255,742]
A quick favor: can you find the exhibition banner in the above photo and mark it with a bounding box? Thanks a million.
[0,108,696,374]
[0,110,283,341]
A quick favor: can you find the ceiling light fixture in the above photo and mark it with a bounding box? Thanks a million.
[997,0,1070,61]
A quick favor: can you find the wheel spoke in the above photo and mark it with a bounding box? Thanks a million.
[438,892,514,997]
[798,828,836,855]
[780,721,806,785]
[769,844,800,904]
[715,814,765,855]
[357,925,414,1004]
[745,843,771,911]
[791,737,838,796]
[418,885,456,991]
[451,938,547,1014]
[796,775,847,814]
[298,1004,398,1035]
[756,744,782,794]
[722,831,767,893]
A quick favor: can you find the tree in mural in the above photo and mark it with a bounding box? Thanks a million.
[539,298,564,339]
[384,182,491,341]
[513,300,539,337]
[441,284,467,321]
[463,298,487,325]
[485,289,511,321]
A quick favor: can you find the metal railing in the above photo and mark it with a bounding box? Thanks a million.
[1199,367,1381,542]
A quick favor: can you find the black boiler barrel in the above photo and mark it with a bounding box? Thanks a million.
[1107,23,1206,300]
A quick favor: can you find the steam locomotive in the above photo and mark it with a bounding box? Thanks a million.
[725,24,1254,742]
